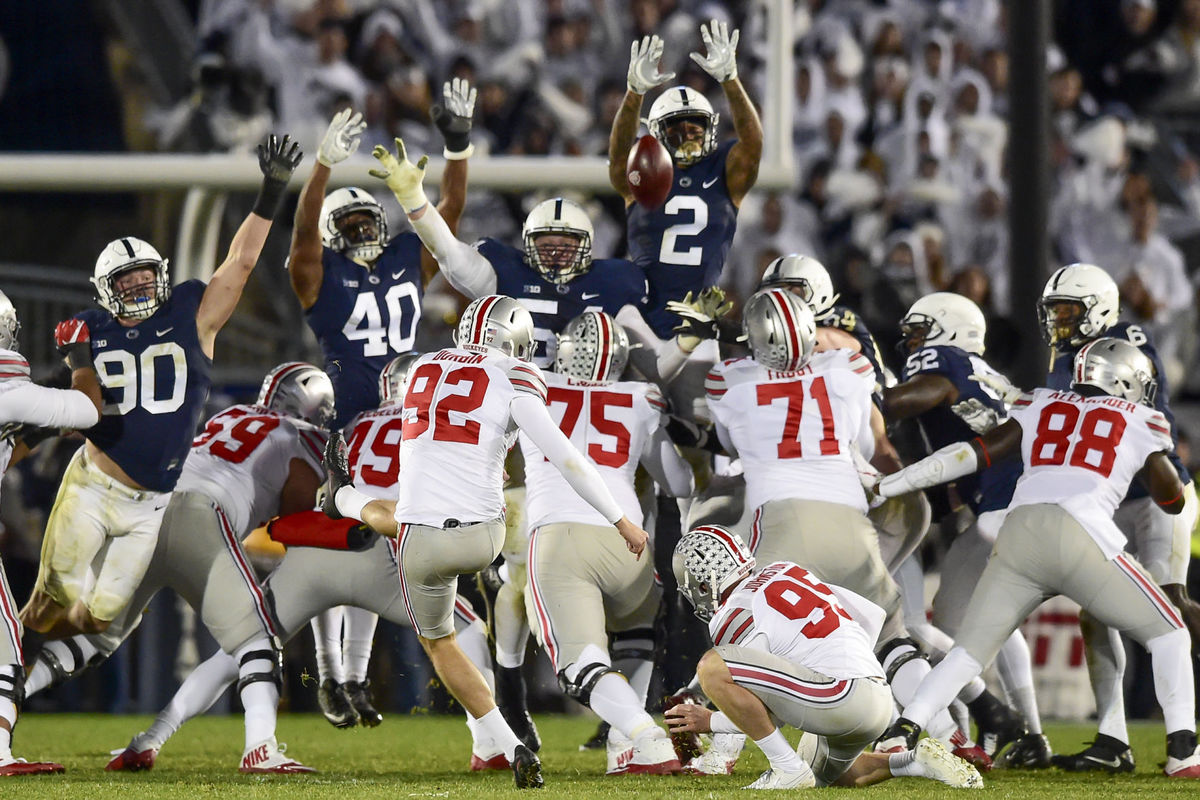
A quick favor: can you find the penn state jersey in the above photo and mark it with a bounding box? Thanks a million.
[305,235,425,427]
[819,304,892,393]
[1046,321,1189,491]
[901,345,1020,513]
[478,239,648,367]
[76,279,211,492]
[628,139,740,338]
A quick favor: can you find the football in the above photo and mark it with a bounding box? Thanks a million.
[625,134,673,209]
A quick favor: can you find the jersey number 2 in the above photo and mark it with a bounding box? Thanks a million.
[402,364,489,444]
[658,196,709,266]
[756,377,839,459]
[1030,401,1126,478]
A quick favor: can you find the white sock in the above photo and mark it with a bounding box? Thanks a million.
[145,650,240,749]
[588,672,656,740]
[0,696,15,759]
[341,607,378,682]
[476,707,523,760]
[235,640,279,749]
[902,648,983,732]
[888,748,922,777]
[996,630,1041,732]
[949,699,970,737]
[1147,628,1196,735]
[311,607,345,684]
[334,485,371,521]
[957,678,985,703]
[1082,619,1128,742]
[493,581,529,669]
[612,631,656,705]
[755,728,807,773]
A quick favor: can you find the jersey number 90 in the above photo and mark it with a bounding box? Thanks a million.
[95,342,188,415]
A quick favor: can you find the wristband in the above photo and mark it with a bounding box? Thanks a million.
[1156,487,1184,507]
[443,143,475,161]
[251,176,289,219]
[61,343,94,372]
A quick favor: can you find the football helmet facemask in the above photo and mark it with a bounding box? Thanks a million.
[379,352,421,407]
[1072,337,1157,406]
[522,198,594,285]
[258,362,336,427]
[900,292,987,355]
[0,289,19,351]
[673,525,756,622]
[743,288,818,372]
[455,295,536,362]
[757,254,840,319]
[555,311,630,383]
[648,86,719,166]
[319,187,389,264]
[92,237,171,320]
[1038,263,1118,347]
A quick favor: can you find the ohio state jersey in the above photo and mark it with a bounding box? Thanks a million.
[345,403,405,500]
[707,349,876,512]
[711,561,885,680]
[305,236,425,427]
[520,372,667,529]
[175,404,327,534]
[395,348,547,526]
[1007,387,1174,558]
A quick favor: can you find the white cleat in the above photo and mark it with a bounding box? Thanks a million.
[626,731,682,775]
[239,738,316,774]
[1165,747,1200,778]
[606,730,634,776]
[913,738,983,789]
[743,763,816,790]
[683,732,745,775]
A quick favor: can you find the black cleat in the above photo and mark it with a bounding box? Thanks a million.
[1050,735,1134,773]
[317,678,358,729]
[321,431,351,519]
[580,720,610,751]
[511,744,544,789]
[968,690,1027,759]
[496,665,541,752]
[997,733,1053,769]
[875,717,921,752]
[343,679,383,727]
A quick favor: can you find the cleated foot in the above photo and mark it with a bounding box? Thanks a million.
[342,680,382,727]
[318,678,358,729]
[511,744,543,789]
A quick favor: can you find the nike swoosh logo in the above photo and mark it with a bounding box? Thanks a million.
[391,272,403,279]
[156,327,173,336]
[1084,756,1126,769]
[581,292,600,300]
[702,177,719,189]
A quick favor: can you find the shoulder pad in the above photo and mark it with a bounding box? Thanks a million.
[0,350,31,382]
[507,361,548,404]
[643,384,668,414]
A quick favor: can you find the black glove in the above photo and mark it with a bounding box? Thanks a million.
[432,77,476,159]
[252,133,303,218]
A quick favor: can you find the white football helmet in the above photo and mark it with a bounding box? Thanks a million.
[757,254,840,318]
[522,198,594,284]
[555,311,630,383]
[1072,337,1157,406]
[743,288,818,372]
[319,187,389,263]
[900,292,987,355]
[455,295,536,362]
[673,525,756,622]
[648,86,720,166]
[258,362,336,427]
[379,352,421,407]
[0,289,19,351]
[92,237,171,320]
[1038,263,1119,346]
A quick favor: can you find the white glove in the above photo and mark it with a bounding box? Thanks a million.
[690,19,739,83]
[317,108,366,167]
[628,35,676,94]
[969,371,1022,405]
[369,138,428,213]
[850,445,887,509]
[950,398,1002,434]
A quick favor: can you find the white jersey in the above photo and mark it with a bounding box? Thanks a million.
[1007,387,1174,559]
[174,404,326,534]
[710,561,885,680]
[345,403,405,501]
[0,348,100,503]
[395,348,548,526]
[520,372,667,529]
[706,350,876,512]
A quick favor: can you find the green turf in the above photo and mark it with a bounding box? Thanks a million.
[0,714,1193,798]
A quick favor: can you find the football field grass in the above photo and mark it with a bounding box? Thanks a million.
[2,714,1195,798]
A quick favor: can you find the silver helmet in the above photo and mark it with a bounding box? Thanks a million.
[522,197,594,285]
[0,289,19,351]
[555,311,630,382]
[648,86,719,166]
[319,186,389,263]
[900,292,987,355]
[743,288,818,372]
[673,525,756,622]
[1038,263,1119,346]
[257,362,336,426]
[455,295,536,362]
[1072,337,1158,406]
[379,352,421,407]
[92,237,171,320]
[758,254,839,318]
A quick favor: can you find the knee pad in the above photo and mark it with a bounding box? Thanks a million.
[0,664,24,707]
[557,661,619,707]
[611,627,656,663]
[236,644,282,695]
[876,637,928,684]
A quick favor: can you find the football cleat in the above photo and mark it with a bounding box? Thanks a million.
[1165,747,1200,778]
[342,680,382,727]
[912,738,983,789]
[969,691,1027,759]
[317,678,358,728]
[0,758,65,776]
[683,732,744,775]
[511,744,544,789]
[997,733,1053,769]
[662,691,705,763]
[606,731,635,776]
[239,738,316,774]
[875,718,921,753]
[580,720,610,751]
[105,741,158,772]
[1050,735,1135,773]
[496,666,541,752]
[948,729,992,772]
[624,731,682,775]
[742,763,816,790]
[469,752,510,771]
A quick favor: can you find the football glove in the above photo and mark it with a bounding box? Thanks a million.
[431,77,476,160]
[689,19,739,83]
[950,397,1002,434]
[969,371,1022,405]
[317,108,366,167]
[370,138,429,213]
[668,287,734,351]
[257,133,302,184]
[54,319,93,371]
[627,35,676,95]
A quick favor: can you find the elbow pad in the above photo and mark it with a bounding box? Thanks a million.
[878,441,978,498]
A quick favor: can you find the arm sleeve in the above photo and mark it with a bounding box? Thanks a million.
[408,205,497,298]
[641,426,695,498]
[0,382,99,430]
[616,305,697,385]
[510,393,624,524]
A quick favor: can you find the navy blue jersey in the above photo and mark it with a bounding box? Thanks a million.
[77,280,211,492]
[901,344,1020,514]
[1047,321,1189,492]
[819,304,890,392]
[628,139,740,338]
[480,238,648,367]
[305,234,425,427]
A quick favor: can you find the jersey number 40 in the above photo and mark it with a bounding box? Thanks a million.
[343,285,419,357]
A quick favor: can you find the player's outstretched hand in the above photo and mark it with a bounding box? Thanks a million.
[258,133,303,183]
[317,108,366,167]
[690,19,739,83]
[322,430,351,520]
[431,77,476,159]
[370,138,429,213]
[54,319,93,371]
[969,371,1022,405]
[628,34,676,95]
[951,397,1002,434]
